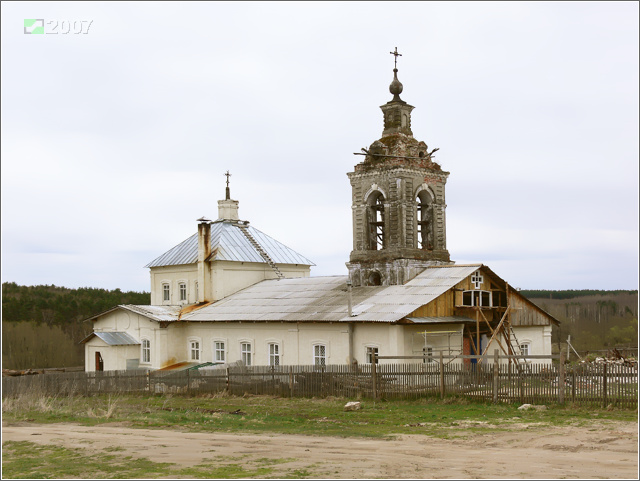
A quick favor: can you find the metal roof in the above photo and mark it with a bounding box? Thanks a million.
[181,264,484,324]
[82,331,140,345]
[144,221,314,268]
[119,304,182,322]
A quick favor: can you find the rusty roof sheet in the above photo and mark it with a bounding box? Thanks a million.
[144,221,314,268]
[181,265,484,323]
[120,304,182,322]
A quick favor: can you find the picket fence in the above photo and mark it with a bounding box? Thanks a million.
[2,356,637,407]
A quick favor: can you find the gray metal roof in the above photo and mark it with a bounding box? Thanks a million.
[120,304,183,322]
[144,221,314,268]
[88,331,140,345]
[182,264,483,324]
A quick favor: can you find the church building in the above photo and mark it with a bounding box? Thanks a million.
[82,53,558,372]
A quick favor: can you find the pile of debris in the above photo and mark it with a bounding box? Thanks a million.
[2,368,44,377]
[579,349,637,368]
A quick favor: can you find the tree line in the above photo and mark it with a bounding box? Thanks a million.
[2,282,150,370]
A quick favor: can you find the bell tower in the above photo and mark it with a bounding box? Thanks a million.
[346,48,452,287]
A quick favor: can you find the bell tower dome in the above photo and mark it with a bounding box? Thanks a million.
[346,48,453,287]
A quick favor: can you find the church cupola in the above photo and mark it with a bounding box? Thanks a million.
[346,48,453,287]
[217,170,239,221]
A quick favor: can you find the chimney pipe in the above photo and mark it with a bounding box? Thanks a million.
[347,279,353,317]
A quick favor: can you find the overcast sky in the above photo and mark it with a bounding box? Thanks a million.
[2,1,638,292]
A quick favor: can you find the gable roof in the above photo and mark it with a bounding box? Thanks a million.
[181,264,483,323]
[83,304,182,323]
[144,221,314,268]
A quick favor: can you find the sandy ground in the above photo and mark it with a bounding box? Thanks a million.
[2,420,638,479]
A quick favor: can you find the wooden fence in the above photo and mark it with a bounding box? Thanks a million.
[2,355,637,408]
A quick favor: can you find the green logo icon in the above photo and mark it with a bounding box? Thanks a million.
[24,19,44,34]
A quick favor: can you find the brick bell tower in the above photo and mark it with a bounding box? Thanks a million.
[346,48,453,287]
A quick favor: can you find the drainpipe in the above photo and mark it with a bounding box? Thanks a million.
[197,218,212,302]
[347,280,354,364]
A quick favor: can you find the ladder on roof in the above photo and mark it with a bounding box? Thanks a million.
[236,224,285,279]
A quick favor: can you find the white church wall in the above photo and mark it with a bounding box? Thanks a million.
[149,265,198,305]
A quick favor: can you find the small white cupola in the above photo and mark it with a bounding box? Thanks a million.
[217,170,239,221]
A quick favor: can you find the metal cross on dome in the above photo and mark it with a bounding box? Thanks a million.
[224,170,231,200]
[390,47,402,69]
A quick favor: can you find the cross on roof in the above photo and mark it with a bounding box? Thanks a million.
[225,170,231,200]
[390,47,402,69]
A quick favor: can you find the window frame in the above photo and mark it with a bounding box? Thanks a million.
[179,282,187,302]
[461,290,493,307]
[241,342,253,366]
[422,346,434,364]
[213,340,226,364]
[268,342,281,367]
[141,338,151,364]
[162,283,170,303]
[188,338,201,362]
[365,346,379,364]
[313,343,327,367]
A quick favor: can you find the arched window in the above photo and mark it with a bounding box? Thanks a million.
[367,191,385,250]
[367,271,382,286]
[416,191,434,250]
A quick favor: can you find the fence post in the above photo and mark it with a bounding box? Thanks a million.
[602,362,608,408]
[371,358,377,400]
[289,366,294,397]
[439,351,445,399]
[492,349,499,403]
[558,350,565,404]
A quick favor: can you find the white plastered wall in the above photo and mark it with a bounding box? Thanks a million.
[150,261,310,305]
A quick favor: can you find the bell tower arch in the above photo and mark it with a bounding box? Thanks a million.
[346,49,453,287]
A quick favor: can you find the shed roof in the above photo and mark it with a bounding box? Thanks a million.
[80,331,140,345]
[144,221,314,268]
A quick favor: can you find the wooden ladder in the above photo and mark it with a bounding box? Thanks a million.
[236,224,285,279]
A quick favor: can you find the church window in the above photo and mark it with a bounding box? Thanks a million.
[313,344,326,366]
[179,282,187,302]
[416,191,433,250]
[189,339,200,361]
[461,290,493,307]
[214,341,225,363]
[268,343,280,366]
[520,342,530,357]
[471,271,483,289]
[141,339,151,364]
[367,271,382,286]
[241,342,252,366]
[366,346,379,364]
[195,282,199,301]
[366,191,385,250]
[162,283,170,302]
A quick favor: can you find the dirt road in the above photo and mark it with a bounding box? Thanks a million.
[2,421,638,479]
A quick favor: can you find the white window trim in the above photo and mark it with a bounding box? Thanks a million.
[141,338,151,365]
[161,281,171,304]
[239,339,254,366]
[178,280,188,303]
[188,337,202,362]
[461,290,493,307]
[470,271,484,290]
[312,341,329,366]
[265,339,283,367]
[212,338,227,364]
[365,345,380,364]
[519,340,532,360]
